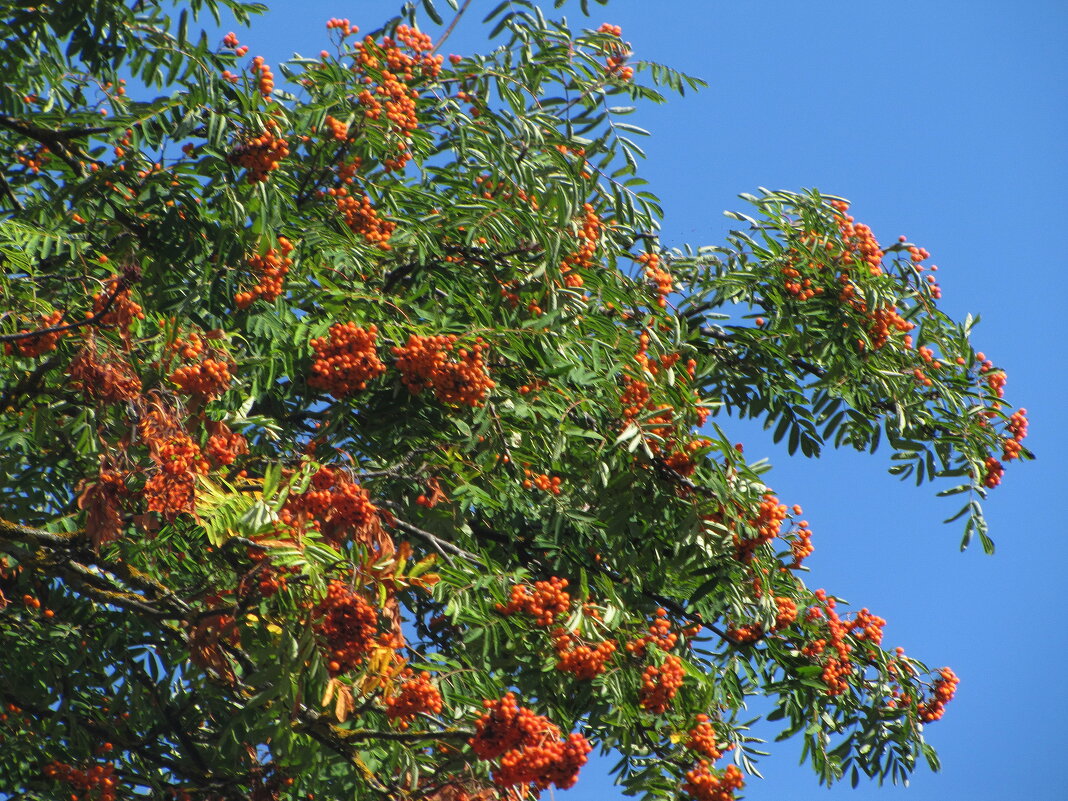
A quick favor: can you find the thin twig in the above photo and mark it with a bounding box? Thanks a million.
[431,0,475,55]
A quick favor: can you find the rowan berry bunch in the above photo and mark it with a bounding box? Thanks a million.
[859,304,914,351]
[520,469,562,495]
[337,24,441,172]
[682,761,744,801]
[203,421,248,467]
[331,191,396,248]
[280,466,379,545]
[250,55,275,99]
[636,252,672,308]
[772,595,799,630]
[981,455,1004,489]
[15,145,48,173]
[638,655,685,714]
[686,715,724,761]
[392,334,494,407]
[308,322,386,396]
[800,590,894,696]
[235,237,295,308]
[229,125,289,183]
[91,273,145,337]
[829,200,885,278]
[597,23,633,82]
[384,669,443,727]
[734,493,789,561]
[918,667,959,722]
[315,579,380,676]
[976,352,1007,399]
[788,518,814,567]
[68,344,142,403]
[164,331,233,400]
[558,203,603,289]
[496,577,571,626]
[4,310,64,357]
[322,114,349,141]
[626,607,678,657]
[42,760,119,801]
[155,434,204,476]
[1002,407,1029,461]
[553,630,617,679]
[143,432,205,520]
[469,694,591,792]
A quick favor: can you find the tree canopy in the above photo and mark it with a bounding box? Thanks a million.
[0,1,1030,799]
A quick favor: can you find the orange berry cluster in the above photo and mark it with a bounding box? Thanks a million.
[981,455,1004,489]
[686,715,724,761]
[598,24,633,81]
[5,310,64,357]
[638,654,685,714]
[778,252,825,301]
[734,493,788,561]
[168,334,234,401]
[331,190,396,248]
[559,203,603,289]
[326,17,357,37]
[244,548,299,597]
[553,630,617,679]
[308,322,386,397]
[91,279,144,331]
[323,114,349,140]
[315,579,379,676]
[724,622,763,645]
[521,468,562,494]
[789,519,814,567]
[469,693,591,791]
[16,145,48,173]
[392,334,494,407]
[250,55,275,98]
[385,669,443,728]
[42,760,118,801]
[626,607,678,658]
[774,596,799,630]
[496,577,570,626]
[1002,407,1028,461]
[69,344,142,403]
[976,351,1007,399]
[682,761,744,801]
[350,26,442,171]
[660,439,710,479]
[804,590,888,696]
[235,237,294,308]
[829,200,885,277]
[204,421,247,467]
[280,466,379,545]
[851,607,886,645]
[636,252,672,308]
[229,126,289,183]
[221,31,247,54]
[620,373,652,421]
[918,666,959,722]
[143,431,205,521]
[862,304,914,351]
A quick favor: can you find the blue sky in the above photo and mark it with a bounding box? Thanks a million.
[240,1,1067,798]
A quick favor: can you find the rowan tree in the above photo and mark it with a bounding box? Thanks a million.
[0,1,1031,800]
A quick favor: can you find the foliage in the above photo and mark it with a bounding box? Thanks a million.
[0,1,1029,799]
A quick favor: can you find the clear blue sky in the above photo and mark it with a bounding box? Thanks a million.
[240,1,1066,798]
